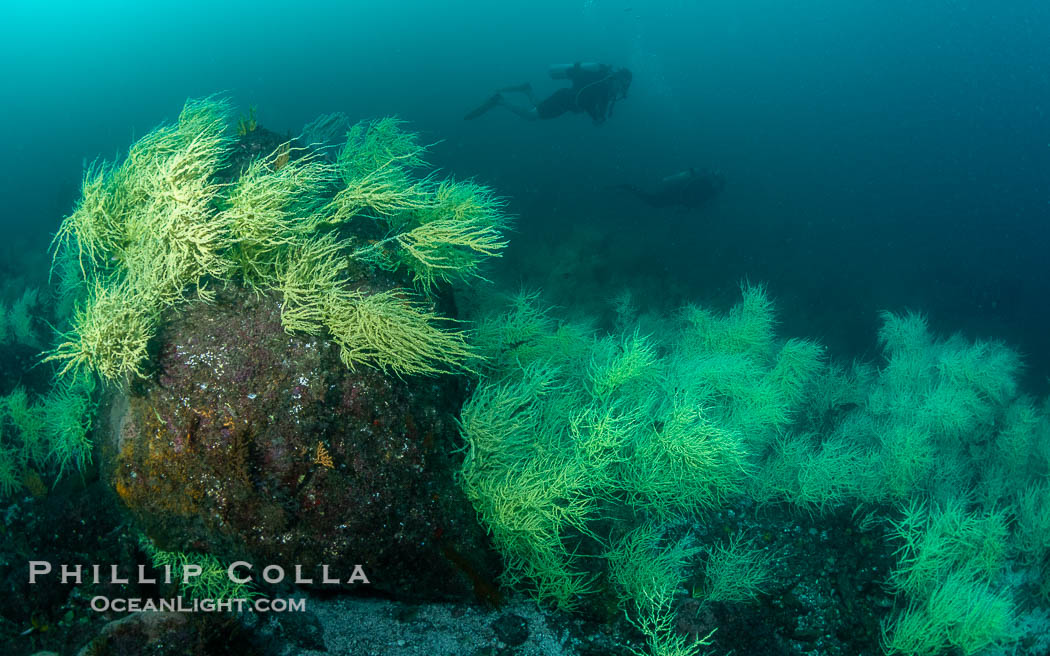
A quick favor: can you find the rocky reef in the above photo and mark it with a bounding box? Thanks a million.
[104,284,498,600]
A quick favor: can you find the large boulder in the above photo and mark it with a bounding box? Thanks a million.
[103,287,498,600]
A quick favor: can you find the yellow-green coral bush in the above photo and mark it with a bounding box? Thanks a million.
[888,500,1009,595]
[0,443,19,497]
[697,533,774,604]
[0,374,95,495]
[881,570,1017,656]
[43,374,97,476]
[458,285,821,650]
[49,280,158,381]
[220,148,334,289]
[460,286,1049,655]
[863,313,1050,655]
[0,279,98,496]
[138,534,257,602]
[46,97,508,386]
[607,523,714,656]
[0,288,43,347]
[867,312,1023,499]
[27,96,508,498]
[334,120,510,295]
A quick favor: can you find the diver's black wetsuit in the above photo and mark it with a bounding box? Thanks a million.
[464,62,631,124]
[536,63,625,123]
[615,169,726,210]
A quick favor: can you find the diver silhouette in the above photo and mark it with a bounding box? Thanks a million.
[465,62,633,125]
[614,168,726,210]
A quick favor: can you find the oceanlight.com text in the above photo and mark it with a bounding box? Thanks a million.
[90,596,307,613]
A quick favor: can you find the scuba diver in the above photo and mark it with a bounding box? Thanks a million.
[614,168,726,210]
[464,62,633,125]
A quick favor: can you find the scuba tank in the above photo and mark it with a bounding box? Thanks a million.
[548,62,604,79]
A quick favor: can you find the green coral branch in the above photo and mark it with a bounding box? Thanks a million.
[325,289,476,376]
[337,116,430,181]
[44,281,157,383]
[138,535,259,602]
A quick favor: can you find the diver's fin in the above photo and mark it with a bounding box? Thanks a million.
[464,93,502,120]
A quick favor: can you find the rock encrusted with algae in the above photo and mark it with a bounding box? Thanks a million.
[105,288,498,600]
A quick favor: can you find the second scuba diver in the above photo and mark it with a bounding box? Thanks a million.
[465,62,633,125]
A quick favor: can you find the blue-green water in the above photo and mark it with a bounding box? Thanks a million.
[2,1,1047,375]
